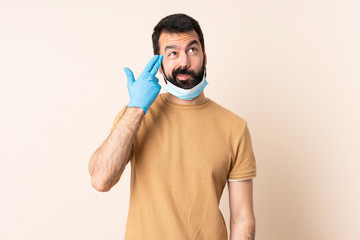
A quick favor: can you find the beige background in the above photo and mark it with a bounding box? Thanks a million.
[1,0,359,239]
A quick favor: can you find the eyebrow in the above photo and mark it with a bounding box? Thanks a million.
[164,40,200,52]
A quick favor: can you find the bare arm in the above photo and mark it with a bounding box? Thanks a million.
[88,107,144,192]
[89,55,163,192]
[228,179,256,240]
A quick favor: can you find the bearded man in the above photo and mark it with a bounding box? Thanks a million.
[89,13,257,240]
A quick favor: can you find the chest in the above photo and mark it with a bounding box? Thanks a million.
[133,113,234,185]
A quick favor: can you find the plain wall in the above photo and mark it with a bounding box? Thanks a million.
[1,0,359,239]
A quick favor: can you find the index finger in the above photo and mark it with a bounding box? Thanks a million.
[150,55,163,75]
[143,55,160,73]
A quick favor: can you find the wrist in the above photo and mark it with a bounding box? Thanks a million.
[125,106,146,115]
[126,101,148,114]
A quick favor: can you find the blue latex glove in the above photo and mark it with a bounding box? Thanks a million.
[124,55,163,114]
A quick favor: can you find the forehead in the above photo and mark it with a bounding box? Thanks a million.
[158,30,200,50]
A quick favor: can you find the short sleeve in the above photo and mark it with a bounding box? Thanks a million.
[110,106,127,132]
[228,123,257,180]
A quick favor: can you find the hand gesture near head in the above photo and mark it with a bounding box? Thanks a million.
[124,55,163,114]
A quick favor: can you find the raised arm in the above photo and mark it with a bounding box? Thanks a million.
[88,107,144,192]
[88,55,163,192]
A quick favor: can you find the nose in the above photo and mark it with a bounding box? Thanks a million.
[178,52,190,69]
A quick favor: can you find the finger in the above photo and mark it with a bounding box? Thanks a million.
[143,55,159,73]
[124,67,135,87]
[149,76,159,84]
[150,55,163,76]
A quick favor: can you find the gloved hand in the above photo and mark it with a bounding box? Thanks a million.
[124,55,163,114]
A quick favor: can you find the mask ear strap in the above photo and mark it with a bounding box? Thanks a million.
[160,64,168,84]
[202,57,207,78]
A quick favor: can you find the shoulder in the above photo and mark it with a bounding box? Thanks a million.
[208,100,248,127]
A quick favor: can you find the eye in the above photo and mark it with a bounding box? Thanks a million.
[189,47,198,53]
[169,51,176,56]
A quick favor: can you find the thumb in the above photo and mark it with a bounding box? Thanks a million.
[124,67,135,87]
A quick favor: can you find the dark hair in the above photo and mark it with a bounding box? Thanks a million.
[152,13,205,55]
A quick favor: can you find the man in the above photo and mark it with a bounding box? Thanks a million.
[89,13,257,240]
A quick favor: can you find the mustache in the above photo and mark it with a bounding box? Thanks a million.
[172,67,196,79]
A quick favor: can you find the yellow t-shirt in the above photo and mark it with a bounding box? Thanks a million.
[111,93,257,240]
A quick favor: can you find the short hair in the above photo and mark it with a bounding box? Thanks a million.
[152,13,205,55]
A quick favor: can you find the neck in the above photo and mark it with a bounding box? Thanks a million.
[164,91,207,105]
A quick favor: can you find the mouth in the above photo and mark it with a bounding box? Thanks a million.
[176,74,190,81]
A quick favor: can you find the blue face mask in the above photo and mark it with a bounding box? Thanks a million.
[162,67,209,100]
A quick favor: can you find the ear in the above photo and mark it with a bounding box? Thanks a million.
[158,54,163,74]
[203,48,207,65]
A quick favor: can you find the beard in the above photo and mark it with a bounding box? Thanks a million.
[164,61,205,89]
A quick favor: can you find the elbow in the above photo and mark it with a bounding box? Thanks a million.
[230,214,255,225]
[91,176,112,192]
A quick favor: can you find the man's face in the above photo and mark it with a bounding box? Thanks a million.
[158,30,206,89]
